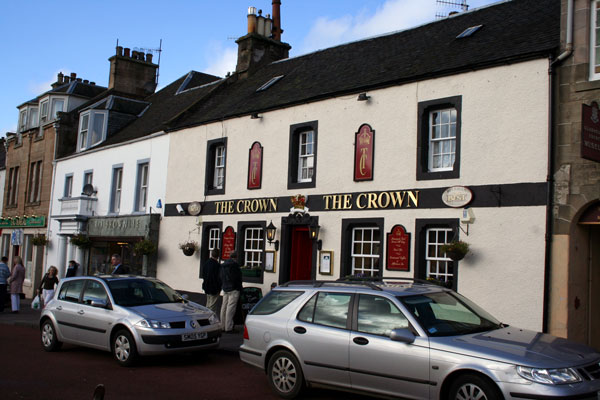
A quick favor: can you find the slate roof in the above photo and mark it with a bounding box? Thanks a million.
[168,0,559,131]
[17,81,107,108]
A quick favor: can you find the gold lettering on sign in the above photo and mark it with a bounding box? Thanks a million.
[359,148,368,176]
[357,193,367,209]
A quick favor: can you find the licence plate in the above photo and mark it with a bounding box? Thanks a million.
[182,332,207,341]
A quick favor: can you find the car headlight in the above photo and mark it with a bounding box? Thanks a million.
[135,319,171,329]
[209,313,219,325]
[516,366,581,385]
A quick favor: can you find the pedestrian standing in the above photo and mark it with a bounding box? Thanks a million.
[202,249,222,315]
[65,260,79,277]
[0,256,10,312]
[220,251,242,333]
[110,254,128,275]
[37,266,59,306]
[8,256,25,314]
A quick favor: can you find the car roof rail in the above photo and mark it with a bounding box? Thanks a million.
[337,276,435,286]
[280,279,383,291]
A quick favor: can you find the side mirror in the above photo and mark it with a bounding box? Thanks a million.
[390,328,416,344]
[90,299,109,309]
[181,294,189,300]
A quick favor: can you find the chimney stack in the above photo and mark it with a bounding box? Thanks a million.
[108,45,158,97]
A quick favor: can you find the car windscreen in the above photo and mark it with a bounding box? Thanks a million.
[107,279,183,307]
[399,291,501,337]
[250,290,304,315]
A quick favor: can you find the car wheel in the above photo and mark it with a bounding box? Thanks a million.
[40,319,62,352]
[267,350,304,399]
[448,373,502,400]
[112,329,138,367]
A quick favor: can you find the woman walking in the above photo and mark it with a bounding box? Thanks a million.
[9,256,25,314]
[37,266,59,307]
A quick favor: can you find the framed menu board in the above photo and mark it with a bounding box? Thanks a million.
[386,225,410,271]
[221,226,236,260]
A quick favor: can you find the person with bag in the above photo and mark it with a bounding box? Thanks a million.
[8,256,25,314]
[0,256,10,312]
[37,266,59,307]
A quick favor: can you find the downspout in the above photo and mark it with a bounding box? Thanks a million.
[45,123,59,276]
[544,0,573,333]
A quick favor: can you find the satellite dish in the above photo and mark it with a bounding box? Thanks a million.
[82,184,96,196]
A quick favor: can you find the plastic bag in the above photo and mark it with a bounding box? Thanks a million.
[31,295,41,310]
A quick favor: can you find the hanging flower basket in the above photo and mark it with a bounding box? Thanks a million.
[440,240,470,261]
[179,240,198,257]
[70,233,92,249]
[133,239,157,256]
[32,234,49,246]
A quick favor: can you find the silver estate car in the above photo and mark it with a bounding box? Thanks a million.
[40,275,221,366]
[239,280,600,399]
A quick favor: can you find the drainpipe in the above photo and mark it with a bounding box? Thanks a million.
[544,0,573,333]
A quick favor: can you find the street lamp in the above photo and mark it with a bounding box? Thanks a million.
[266,221,279,251]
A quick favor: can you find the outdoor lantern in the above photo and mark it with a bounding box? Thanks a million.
[309,224,322,250]
[266,221,279,251]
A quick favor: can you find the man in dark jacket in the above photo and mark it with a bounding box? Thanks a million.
[202,249,222,314]
[220,251,242,332]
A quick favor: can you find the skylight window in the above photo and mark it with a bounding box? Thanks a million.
[456,25,483,39]
[256,75,284,92]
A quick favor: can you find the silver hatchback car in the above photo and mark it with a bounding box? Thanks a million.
[240,280,600,399]
[40,275,221,366]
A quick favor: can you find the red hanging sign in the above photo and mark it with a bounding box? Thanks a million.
[248,142,263,189]
[221,226,236,260]
[386,225,410,271]
[354,124,375,181]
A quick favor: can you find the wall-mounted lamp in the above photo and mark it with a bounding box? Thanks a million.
[266,221,279,251]
[250,113,262,119]
[308,224,322,250]
[357,92,370,102]
[176,204,185,215]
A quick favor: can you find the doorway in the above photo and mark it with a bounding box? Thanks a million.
[289,226,313,281]
[589,227,599,350]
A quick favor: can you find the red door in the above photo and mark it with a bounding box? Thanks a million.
[289,226,313,281]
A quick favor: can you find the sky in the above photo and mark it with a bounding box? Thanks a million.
[0,0,498,136]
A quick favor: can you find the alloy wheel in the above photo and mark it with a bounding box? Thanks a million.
[271,356,298,394]
[455,383,488,400]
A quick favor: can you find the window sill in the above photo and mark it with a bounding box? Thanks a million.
[575,79,600,93]
[25,201,41,207]
[287,180,316,190]
[205,188,225,196]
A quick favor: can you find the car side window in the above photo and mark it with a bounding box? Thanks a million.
[357,294,409,337]
[251,290,304,315]
[58,280,85,303]
[82,281,109,305]
[298,292,351,329]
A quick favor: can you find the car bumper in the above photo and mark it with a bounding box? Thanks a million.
[499,380,600,400]
[134,328,222,355]
[239,342,265,370]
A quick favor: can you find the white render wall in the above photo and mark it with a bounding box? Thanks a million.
[159,59,549,331]
[46,133,170,275]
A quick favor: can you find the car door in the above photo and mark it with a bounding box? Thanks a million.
[349,294,431,399]
[52,279,86,342]
[288,291,352,389]
[75,280,115,350]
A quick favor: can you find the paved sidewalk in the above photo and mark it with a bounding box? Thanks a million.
[0,298,243,353]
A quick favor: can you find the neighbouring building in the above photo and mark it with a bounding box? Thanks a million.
[2,75,105,297]
[549,0,600,350]
[157,0,559,331]
[46,47,221,277]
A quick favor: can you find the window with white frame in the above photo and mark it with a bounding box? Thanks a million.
[428,108,457,172]
[83,171,93,188]
[592,0,600,80]
[78,111,107,151]
[40,100,49,124]
[298,131,314,182]
[24,234,33,281]
[110,167,123,213]
[351,227,381,277]
[19,110,27,132]
[7,167,19,207]
[425,228,454,284]
[29,107,38,130]
[64,174,73,198]
[51,98,65,120]
[214,145,225,189]
[135,162,149,212]
[244,227,263,268]
[28,160,42,203]
[1,234,10,258]
[208,228,221,251]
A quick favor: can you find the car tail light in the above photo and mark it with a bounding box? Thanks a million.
[243,324,249,340]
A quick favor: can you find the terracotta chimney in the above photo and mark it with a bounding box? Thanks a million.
[247,7,257,33]
[272,0,282,41]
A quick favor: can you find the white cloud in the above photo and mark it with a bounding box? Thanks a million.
[203,44,238,77]
[28,69,70,96]
[300,0,438,54]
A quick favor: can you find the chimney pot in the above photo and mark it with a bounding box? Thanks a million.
[117,46,123,56]
[247,7,257,33]
[70,72,77,80]
[64,76,70,83]
[146,53,153,63]
[76,78,82,82]
[57,72,64,84]
[257,13,266,36]
[90,82,96,86]
[124,47,131,57]
[83,79,89,84]
[272,0,282,41]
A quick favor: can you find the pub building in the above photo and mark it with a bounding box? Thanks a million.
[158,0,558,332]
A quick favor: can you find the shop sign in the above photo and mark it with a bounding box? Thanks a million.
[582,102,600,163]
[11,229,23,246]
[248,142,263,190]
[88,215,151,237]
[221,227,236,260]
[354,124,375,181]
[442,186,473,208]
[0,215,46,228]
[386,225,410,271]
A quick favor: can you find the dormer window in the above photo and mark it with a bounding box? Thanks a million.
[18,106,39,132]
[51,98,64,120]
[78,110,107,151]
[40,100,49,124]
[19,111,27,132]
